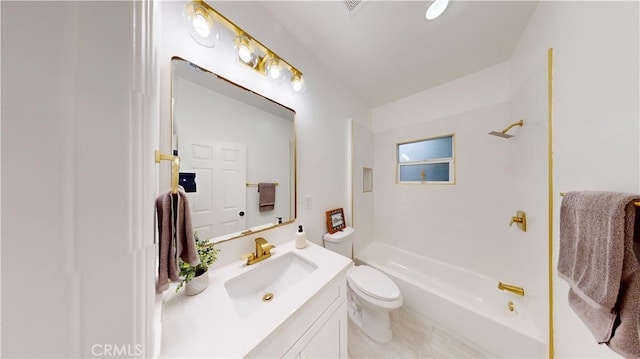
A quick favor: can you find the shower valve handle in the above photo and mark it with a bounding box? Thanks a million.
[509,210,527,232]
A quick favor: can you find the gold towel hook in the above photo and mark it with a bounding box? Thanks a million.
[155,150,180,194]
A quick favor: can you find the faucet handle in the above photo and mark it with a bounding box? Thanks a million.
[262,242,275,255]
[241,252,255,263]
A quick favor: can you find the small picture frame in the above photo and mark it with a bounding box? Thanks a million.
[326,208,346,234]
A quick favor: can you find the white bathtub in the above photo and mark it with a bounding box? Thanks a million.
[357,242,546,358]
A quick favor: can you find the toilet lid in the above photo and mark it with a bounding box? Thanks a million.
[349,266,401,301]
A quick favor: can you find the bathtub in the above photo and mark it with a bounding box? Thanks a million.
[357,242,546,358]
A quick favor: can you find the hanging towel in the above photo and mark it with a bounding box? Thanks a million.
[156,189,200,292]
[558,191,640,357]
[258,183,276,212]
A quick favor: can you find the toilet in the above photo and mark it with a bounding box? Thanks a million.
[323,227,403,343]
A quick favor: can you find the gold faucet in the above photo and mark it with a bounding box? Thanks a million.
[498,282,525,296]
[241,237,276,265]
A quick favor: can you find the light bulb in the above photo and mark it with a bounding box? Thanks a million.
[269,66,282,80]
[234,35,257,67]
[291,74,305,93]
[238,46,252,64]
[183,2,218,48]
[425,0,449,20]
[292,80,303,92]
[192,13,210,38]
[265,57,282,80]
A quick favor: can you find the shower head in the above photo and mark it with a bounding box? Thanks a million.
[489,120,524,139]
[488,131,514,138]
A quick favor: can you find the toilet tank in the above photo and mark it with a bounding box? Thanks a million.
[323,227,354,259]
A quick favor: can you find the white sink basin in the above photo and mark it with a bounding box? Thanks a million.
[224,251,318,317]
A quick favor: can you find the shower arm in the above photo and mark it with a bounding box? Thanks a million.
[499,120,524,134]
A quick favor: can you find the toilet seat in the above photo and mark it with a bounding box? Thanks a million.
[348,266,401,301]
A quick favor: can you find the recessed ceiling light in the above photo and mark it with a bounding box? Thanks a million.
[425,0,449,20]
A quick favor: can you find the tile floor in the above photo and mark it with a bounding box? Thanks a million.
[348,307,489,358]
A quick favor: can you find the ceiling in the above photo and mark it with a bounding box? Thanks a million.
[260,1,539,107]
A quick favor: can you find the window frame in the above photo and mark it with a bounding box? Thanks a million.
[396,133,456,185]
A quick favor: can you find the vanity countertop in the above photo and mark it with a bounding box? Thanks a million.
[160,240,352,358]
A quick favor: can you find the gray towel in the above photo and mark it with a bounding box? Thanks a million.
[558,191,640,356]
[258,183,276,212]
[156,189,200,292]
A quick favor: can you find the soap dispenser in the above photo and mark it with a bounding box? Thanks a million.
[295,225,307,249]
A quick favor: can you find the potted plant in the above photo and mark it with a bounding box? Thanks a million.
[176,232,220,295]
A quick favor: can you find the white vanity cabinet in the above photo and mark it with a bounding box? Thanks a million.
[247,272,349,358]
[290,300,347,359]
[160,241,353,358]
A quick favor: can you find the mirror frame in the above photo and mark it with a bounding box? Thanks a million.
[171,56,297,244]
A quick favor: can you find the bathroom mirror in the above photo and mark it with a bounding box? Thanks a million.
[171,57,296,243]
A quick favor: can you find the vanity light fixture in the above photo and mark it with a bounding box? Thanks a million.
[183,1,219,48]
[425,0,449,20]
[184,0,305,93]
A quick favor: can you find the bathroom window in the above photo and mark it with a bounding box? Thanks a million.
[397,134,455,184]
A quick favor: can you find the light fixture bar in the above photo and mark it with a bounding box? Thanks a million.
[195,0,303,80]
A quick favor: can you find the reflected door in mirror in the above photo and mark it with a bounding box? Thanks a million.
[183,139,247,239]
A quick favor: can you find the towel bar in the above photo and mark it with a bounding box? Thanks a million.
[560,192,640,207]
[246,182,279,187]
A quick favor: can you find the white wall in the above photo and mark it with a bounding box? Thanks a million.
[371,61,556,350]
[351,120,375,255]
[2,1,157,357]
[510,1,639,357]
[371,1,639,358]
[372,62,513,276]
[373,82,553,342]
[372,62,510,133]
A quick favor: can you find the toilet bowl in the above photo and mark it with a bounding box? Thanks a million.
[323,227,403,343]
[346,265,403,342]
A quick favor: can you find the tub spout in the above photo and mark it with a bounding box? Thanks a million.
[498,282,525,296]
